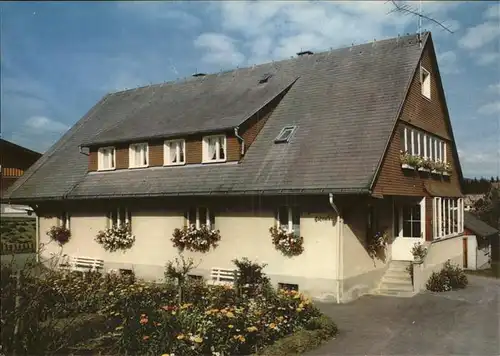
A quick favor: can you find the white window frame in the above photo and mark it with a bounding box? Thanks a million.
[58,212,70,230]
[402,126,447,164]
[97,146,116,171]
[398,198,425,239]
[420,66,431,100]
[187,207,213,229]
[433,197,463,239]
[129,143,149,168]
[276,206,300,235]
[202,135,227,163]
[108,208,131,228]
[164,139,186,166]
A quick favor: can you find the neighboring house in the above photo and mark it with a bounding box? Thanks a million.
[0,139,41,217]
[3,32,467,302]
[464,194,483,211]
[463,212,499,270]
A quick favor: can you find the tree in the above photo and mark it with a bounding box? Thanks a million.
[473,187,500,229]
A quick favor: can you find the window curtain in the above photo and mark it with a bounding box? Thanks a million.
[218,137,225,159]
[169,143,177,163]
[208,138,217,160]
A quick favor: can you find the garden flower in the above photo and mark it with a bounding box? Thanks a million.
[226,311,235,318]
[296,307,303,312]
[246,326,258,332]
[228,324,234,329]
[140,315,148,325]
[143,335,150,341]
[177,334,185,340]
[269,323,277,329]
[193,336,203,343]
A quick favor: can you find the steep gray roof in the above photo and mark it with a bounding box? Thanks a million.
[5,33,428,202]
[464,212,499,238]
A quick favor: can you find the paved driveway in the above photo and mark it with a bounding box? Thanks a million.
[308,275,500,355]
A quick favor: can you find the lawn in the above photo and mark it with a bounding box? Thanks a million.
[0,256,337,355]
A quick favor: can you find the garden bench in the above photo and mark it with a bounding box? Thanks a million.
[59,255,104,273]
[209,267,238,286]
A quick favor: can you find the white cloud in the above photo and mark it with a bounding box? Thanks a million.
[24,116,69,133]
[437,50,461,74]
[488,83,500,95]
[199,1,464,67]
[476,51,500,66]
[459,22,500,50]
[194,33,245,67]
[459,147,500,178]
[478,101,500,115]
[484,3,500,19]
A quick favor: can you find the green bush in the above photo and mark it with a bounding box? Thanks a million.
[426,260,468,292]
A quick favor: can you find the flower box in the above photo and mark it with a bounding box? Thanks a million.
[172,224,221,253]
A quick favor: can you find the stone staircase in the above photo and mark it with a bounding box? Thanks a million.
[376,260,416,297]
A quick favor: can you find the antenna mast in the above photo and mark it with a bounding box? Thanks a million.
[418,0,422,47]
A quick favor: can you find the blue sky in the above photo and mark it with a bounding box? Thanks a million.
[1,1,499,178]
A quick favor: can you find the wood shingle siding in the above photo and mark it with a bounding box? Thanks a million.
[372,39,462,198]
[149,141,164,167]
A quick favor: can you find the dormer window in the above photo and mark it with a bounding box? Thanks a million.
[97,147,116,171]
[274,126,296,143]
[129,143,148,168]
[164,139,185,166]
[202,135,226,163]
[420,66,431,99]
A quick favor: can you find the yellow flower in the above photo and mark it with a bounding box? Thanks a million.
[296,307,303,312]
[228,324,234,329]
[193,336,203,343]
[177,334,185,340]
[277,316,284,322]
[299,303,304,308]
[269,323,276,329]
[226,311,235,318]
[246,326,258,332]
[238,335,246,343]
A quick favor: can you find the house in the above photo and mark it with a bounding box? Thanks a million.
[464,194,483,211]
[0,139,41,217]
[3,32,466,302]
[463,211,499,270]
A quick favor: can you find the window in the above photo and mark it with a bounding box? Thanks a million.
[203,135,226,163]
[274,126,296,143]
[108,208,131,228]
[186,207,215,229]
[402,204,421,238]
[164,139,185,166]
[278,283,299,291]
[420,66,431,99]
[129,143,148,168]
[276,206,300,236]
[395,198,425,239]
[402,126,447,164]
[98,147,116,171]
[433,197,464,239]
[58,212,70,230]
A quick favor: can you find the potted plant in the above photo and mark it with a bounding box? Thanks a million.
[47,226,71,246]
[400,151,422,170]
[419,158,434,172]
[95,223,135,252]
[269,226,304,257]
[411,242,428,262]
[171,224,221,253]
[367,231,389,259]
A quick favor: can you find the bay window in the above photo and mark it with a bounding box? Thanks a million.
[186,207,215,229]
[203,135,226,163]
[164,139,185,166]
[98,147,116,171]
[276,206,300,236]
[433,197,464,239]
[129,143,148,168]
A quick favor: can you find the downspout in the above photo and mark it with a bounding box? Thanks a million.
[329,193,342,304]
[234,127,245,155]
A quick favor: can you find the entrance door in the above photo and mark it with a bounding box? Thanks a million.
[392,197,426,261]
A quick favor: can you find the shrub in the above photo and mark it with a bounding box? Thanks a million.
[367,231,389,259]
[411,242,428,261]
[269,227,304,257]
[171,224,221,253]
[95,223,135,252]
[46,226,71,246]
[232,257,271,298]
[426,260,468,292]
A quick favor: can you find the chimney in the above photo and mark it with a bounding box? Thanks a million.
[297,50,314,56]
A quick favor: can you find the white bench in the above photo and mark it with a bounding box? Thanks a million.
[209,267,238,286]
[59,256,104,273]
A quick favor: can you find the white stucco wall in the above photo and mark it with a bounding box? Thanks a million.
[38,208,339,300]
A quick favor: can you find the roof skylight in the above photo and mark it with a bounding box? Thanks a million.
[274,126,296,143]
